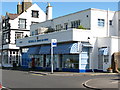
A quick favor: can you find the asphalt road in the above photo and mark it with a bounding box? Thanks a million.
[2,69,119,89]
[2,69,92,89]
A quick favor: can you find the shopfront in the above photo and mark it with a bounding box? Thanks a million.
[21,42,92,72]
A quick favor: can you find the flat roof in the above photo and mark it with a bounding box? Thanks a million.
[31,8,115,27]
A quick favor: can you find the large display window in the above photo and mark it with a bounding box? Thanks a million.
[62,54,79,69]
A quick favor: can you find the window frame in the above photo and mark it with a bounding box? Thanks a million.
[32,10,39,18]
[19,18,26,29]
[98,19,105,27]
[109,20,113,26]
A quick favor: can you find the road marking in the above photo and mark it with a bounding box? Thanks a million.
[111,81,119,84]
[32,74,43,76]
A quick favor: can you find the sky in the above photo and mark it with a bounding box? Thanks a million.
[0,2,118,18]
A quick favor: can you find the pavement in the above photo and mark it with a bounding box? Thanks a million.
[83,77,120,89]
[29,71,118,76]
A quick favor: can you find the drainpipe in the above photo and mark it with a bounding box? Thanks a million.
[107,8,109,37]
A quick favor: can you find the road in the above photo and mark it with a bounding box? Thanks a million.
[2,69,119,89]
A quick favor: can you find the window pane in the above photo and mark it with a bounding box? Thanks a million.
[62,55,79,69]
[19,19,26,29]
[32,10,39,18]
[98,19,105,27]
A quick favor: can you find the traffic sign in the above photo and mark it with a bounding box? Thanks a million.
[51,39,57,47]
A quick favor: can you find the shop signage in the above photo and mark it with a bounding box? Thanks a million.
[51,39,57,47]
[28,38,49,43]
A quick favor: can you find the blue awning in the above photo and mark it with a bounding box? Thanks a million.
[27,47,40,55]
[39,45,51,54]
[82,43,93,47]
[39,43,79,54]
[54,43,79,54]
[99,48,108,55]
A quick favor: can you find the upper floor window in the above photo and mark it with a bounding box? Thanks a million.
[71,20,80,28]
[98,19,105,27]
[56,24,62,31]
[32,10,39,18]
[15,32,23,39]
[3,32,9,44]
[64,23,68,30]
[31,21,39,24]
[15,32,23,43]
[2,19,10,30]
[109,20,112,25]
[19,18,26,29]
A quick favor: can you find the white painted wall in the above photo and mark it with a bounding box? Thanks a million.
[30,8,116,38]
[53,9,91,30]
[10,3,46,30]
[97,37,120,69]
[91,9,115,37]
[16,8,120,71]
[3,3,46,50]
[30,9,91,35]
[16,29,94,47]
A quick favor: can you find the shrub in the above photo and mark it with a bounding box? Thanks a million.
[77,25,86,30]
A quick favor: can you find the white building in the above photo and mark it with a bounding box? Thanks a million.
[0,0,49,67]
[16,7,119,72]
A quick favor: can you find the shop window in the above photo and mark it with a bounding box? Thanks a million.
[34,55,44,67]
[46,55,51,67]
[62,54,79,69]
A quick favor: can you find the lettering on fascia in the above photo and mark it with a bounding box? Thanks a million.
[28,38,49,43]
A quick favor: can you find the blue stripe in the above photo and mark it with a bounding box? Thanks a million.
[62,68,79,72]
[79,69,92,72]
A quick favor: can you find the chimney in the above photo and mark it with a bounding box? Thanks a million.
[46,3,52,20]
[22,0,32,12]
[17,2,22,14]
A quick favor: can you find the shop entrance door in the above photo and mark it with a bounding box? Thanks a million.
[81,47,89,70]
[98,55,103,70]
[53,55,58,71]
[103,55,109,71]
[98,48,109,71]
